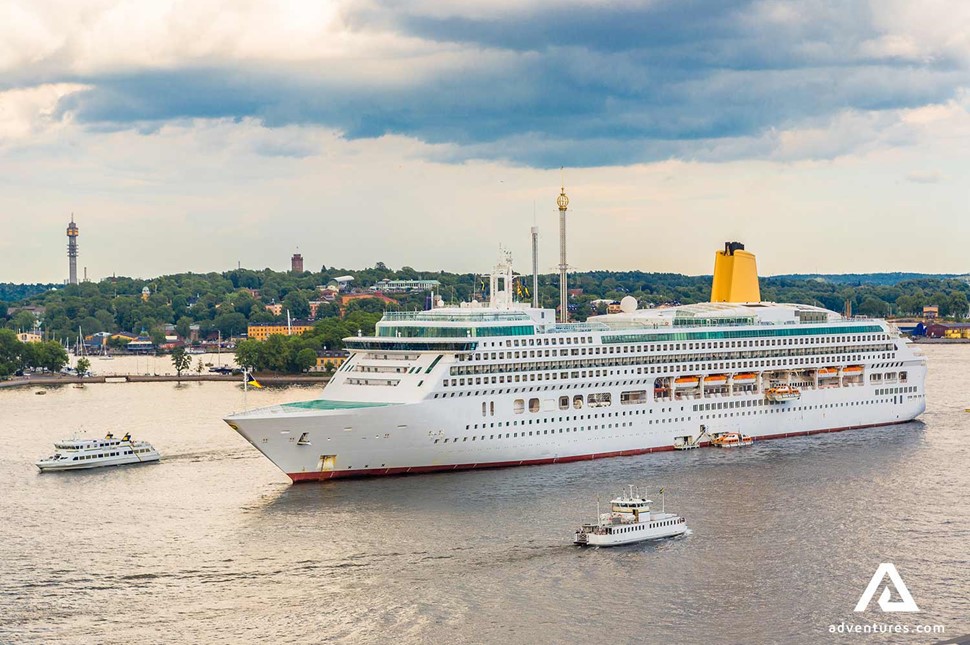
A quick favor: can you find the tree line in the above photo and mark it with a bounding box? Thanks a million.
[0,329,69,378]
[2,265,969,350]
[234,311,381,373]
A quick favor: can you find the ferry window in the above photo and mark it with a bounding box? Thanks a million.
[529,398,540,413]
[559,396,569,410]
[573,395,584,409]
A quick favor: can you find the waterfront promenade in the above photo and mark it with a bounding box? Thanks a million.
[0,374,330,388]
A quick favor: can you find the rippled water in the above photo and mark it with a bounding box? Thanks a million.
[1,345,968,644]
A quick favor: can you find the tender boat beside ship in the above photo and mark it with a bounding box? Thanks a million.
[574,487,688,547]
[710,432,753,448]
[36,432,160,472]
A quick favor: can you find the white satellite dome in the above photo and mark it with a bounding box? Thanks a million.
[620,296,638,313]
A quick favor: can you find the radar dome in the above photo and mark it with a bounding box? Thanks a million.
[620,296,638,313]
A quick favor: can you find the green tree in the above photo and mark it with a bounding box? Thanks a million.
[234,339,261,371]
[35,341,68,373]
[948,292,969,320]
[857,296,889,318]
[0,329,21,377]
[213,312,248,338]
[346,297,389,314]
[295,348,317,373]
[283,290,311,319]
[175,316,193,340]
[171,346,192,380]
[6,310,36,331]
[76,357,91,377]
[150,328,166,353]
[18,341,37,371]
[262,334,291,372]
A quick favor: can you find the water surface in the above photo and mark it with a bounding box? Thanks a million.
[1,346,967,643]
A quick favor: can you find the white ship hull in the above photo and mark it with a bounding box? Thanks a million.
[37,451,160,471]
[576,515,688,547]
[225,250,927,483]
[226,371,926,482]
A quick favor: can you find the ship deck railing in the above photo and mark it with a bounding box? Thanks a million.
[381,311,531,322]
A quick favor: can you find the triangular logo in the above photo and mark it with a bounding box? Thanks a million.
[854,563,920,613]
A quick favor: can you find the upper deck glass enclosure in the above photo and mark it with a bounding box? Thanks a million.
[377,310,535,338]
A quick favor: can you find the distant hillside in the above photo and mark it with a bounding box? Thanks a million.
[0,283,58,302]
[771,273,961,286]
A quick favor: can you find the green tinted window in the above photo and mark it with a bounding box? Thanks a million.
[602,324,883,344]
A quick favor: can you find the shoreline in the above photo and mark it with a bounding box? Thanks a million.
[0,374,331,389]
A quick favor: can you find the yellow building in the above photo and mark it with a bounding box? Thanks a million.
[265,303,283,316]
[16,331,42,343]
[247,322,314,341]
[313,350,349,372]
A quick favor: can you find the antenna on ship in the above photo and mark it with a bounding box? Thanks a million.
[531,208,539,308]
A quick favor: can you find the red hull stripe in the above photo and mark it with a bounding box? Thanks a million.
[287,420,906,482]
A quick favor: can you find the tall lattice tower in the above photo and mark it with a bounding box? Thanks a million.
[67,215,79,285]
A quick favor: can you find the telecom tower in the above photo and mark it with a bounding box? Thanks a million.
[557,186,570,323]
[67,215,79,285]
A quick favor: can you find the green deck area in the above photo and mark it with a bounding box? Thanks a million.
[281,399,398,411]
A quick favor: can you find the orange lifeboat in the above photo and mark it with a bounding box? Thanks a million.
[766,385,801,402]
[674,376,700,388]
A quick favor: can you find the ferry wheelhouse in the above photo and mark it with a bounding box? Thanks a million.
[225,243,927,482]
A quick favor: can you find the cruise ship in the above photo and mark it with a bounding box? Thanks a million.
[225,242,926,482]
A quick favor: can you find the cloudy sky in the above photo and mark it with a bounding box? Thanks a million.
[1,0,969,283]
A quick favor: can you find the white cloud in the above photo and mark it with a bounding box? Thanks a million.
[0,82,87,141]
[905,170,944,183]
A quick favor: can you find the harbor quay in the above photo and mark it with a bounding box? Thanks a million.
[0,374,331,389]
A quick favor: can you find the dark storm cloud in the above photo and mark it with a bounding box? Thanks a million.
[47,1,970,166]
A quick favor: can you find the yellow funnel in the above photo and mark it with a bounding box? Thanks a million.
[710,242,761,303]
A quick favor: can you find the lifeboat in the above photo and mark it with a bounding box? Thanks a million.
[674,376,700,388]
[704,375,727,384]
[843,366,863,375]
[711,432,753,448]
[766,386,801,402]
[818,368,838,378]
[733,373,757,384]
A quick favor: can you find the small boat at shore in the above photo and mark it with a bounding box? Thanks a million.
[574,487,688,547]
[36,432,160,472]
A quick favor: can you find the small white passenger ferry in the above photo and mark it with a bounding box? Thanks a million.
[36,432,160,472]
[574,487,688,547]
